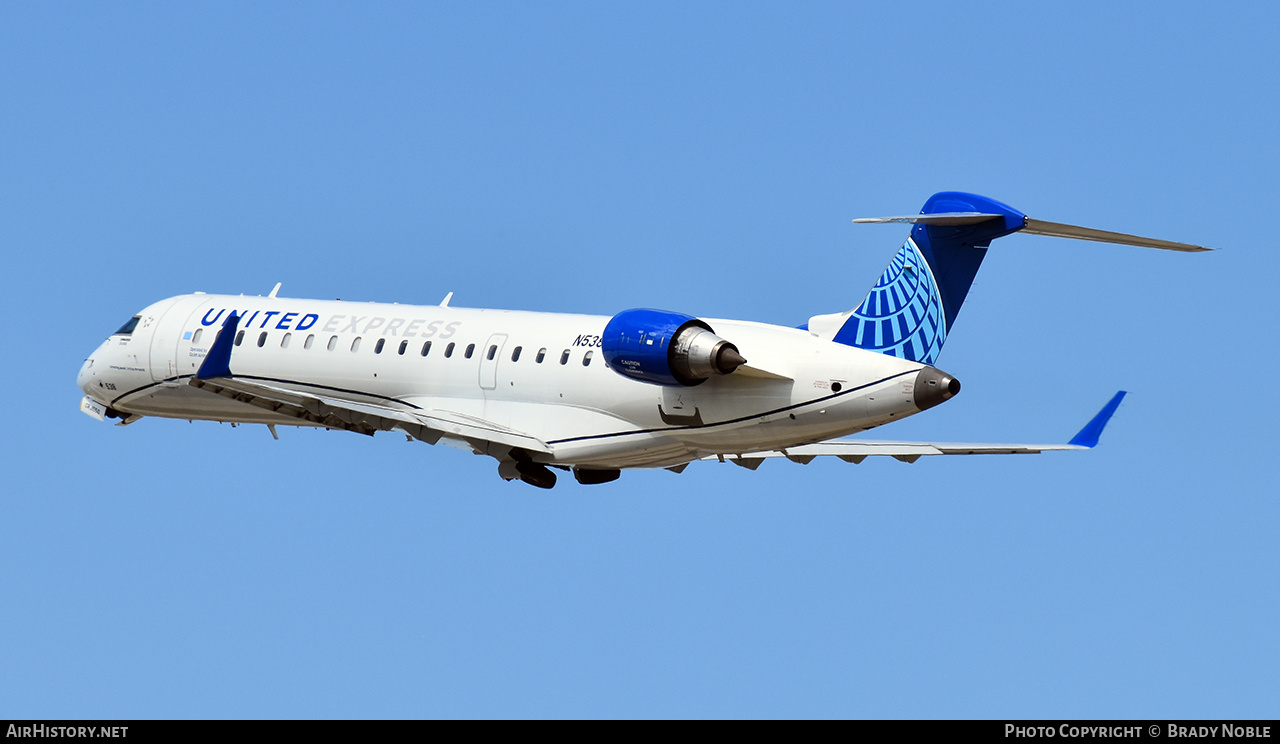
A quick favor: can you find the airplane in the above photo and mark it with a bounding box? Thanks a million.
[76,192,1209,488]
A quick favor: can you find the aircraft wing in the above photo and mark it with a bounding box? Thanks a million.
[190,313,550,455]
[189,375,551,454]
[701,391,1127,468]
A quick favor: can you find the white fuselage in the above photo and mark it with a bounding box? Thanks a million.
[77,293,942,469]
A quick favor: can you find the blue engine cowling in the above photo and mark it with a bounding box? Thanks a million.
[601,308,746,386]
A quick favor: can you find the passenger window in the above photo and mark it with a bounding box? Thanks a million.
[511,346,522,362]
[351,337,362,352]
[398,340,408,355]
[258,332,267,347]
[281,333,291,349]
[445,342,455,358]
[583,350,593,367]
[374,338,385,354]
[536,348,546,364]
[421,341,432,357]
[465,343,475,359]
[487,345,497,361]
[560,349,570,365]
[304,334,315,350]
[235,330,245,346]
[192,329,203,345]
[327,335,338,351]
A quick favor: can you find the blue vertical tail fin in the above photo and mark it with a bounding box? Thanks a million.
[828,192,1025,365]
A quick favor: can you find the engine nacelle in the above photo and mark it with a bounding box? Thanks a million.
[601,308,746,386]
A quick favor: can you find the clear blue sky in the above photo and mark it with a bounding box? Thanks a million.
[3,2,1276,718]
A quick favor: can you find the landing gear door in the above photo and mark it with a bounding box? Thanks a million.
[479,333,508,391]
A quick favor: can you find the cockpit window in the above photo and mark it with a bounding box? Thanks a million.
[114,316,141,336]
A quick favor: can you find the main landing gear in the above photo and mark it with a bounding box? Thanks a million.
[497,458,621,489]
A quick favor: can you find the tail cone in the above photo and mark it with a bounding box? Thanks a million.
[913,366,960,411]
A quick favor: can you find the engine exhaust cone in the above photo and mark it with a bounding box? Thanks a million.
[715,346,747,374]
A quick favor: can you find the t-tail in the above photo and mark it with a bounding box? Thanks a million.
[806,191,1211,365]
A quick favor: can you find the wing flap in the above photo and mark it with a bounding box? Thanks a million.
[412,407,552,453]
[189,376,415,437]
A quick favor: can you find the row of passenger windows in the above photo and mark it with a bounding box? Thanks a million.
[226,329,595,366]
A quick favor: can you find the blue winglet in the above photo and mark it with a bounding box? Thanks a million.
[1068,391,1127,448]
[196,312,241,380]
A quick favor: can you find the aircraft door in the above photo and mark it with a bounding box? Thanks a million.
[479,333,508,390]
[148,295,206,381]
[174,301,219,376]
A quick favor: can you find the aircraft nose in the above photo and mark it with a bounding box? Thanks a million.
[77,357,95,395]
[913,366,960,411]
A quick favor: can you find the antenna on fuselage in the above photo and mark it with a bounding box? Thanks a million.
[268,282,282,298]
[440,291,453,307]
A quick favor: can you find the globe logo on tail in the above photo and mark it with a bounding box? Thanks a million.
[838,238,946,365]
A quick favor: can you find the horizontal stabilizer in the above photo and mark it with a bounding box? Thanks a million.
[853,212,1005,226]
[1020,218,1211,252]
[854,200,1214,252]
